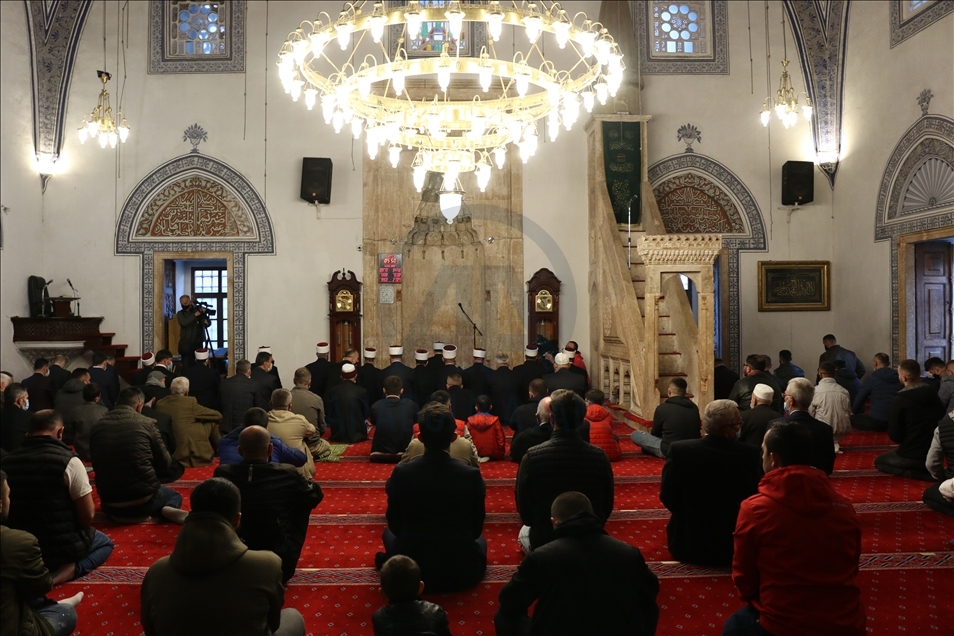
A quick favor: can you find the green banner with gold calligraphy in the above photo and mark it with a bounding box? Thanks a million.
[602,121,641,225]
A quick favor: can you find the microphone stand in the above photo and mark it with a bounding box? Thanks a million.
[41,280,52,317]
[457,303,483,350]
[68,280,80,317]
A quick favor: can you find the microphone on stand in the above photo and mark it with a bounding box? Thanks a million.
[67,279,80,316]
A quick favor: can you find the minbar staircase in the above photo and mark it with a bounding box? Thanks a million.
[587,115,721,420]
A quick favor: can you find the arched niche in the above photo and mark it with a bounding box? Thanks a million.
[116,153,274,363]
[648,155,767,372]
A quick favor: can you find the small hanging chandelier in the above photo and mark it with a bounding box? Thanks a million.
[77,71,130,148]
[759,11,811,129]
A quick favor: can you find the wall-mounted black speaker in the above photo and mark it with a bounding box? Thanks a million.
[781,160,814,205]
[301,157,333,204]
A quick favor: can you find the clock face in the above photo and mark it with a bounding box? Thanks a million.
[335,290,354,313]
[535,290,553,313]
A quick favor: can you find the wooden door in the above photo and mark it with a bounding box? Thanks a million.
[915,241,953,362]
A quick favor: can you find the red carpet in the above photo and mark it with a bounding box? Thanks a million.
[54,423,953,635]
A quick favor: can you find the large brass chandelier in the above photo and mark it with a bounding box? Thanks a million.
[77,71,130,148]
[279,1,624,194]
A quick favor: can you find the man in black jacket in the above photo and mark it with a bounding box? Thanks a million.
[87,351,120,410]
[89,388,187,524]
[772,378,836,475]
[47,354,72,394]
[462,348,493,396]
[510,396,552,464]
[325,363,371,443]
[446,373,476,422]
[631,378,701,458]
[739,384,782,447]
[516,389,614,553]
[875,359,946,481]
[728,354,784,413]
[1,383,32,453]
[660,400,762,566]
[714,358,740,400]
[219,359,268,433]
[488,353,521,424]
[541,353,586,399]
[370,376,418,460]
[182,348,221,410]
[512,345,546,405]
[357,348,384,405]
[304,342,332,398]
[510,379,548,434]
[379,402,486,593]
[412,349,435,406]
[21,358,55,412]
[381,345,416,403]
[214,425,324,583]
[495,491,659,636]
[251,351,281,405]
[2,410,114,584]
[818,333,866,383]
[851,353,903,431]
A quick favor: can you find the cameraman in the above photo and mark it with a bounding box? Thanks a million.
[176,295,211,367]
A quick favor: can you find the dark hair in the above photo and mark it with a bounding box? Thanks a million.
[384,375,403,395]
[566,341,579,351]
[584,389,604,405]
[764,421,813,467]
[116,386,145,407]
[669,377,688,394]
[255,351,272,366]
[745,354,766,371]
[529,378,548,398]
[429,390,451,406]
[778,350,792,362]
[71,367,90,379]
[29,410,63,434]
[759,354,773,368]
[475,394,492,412]
[33,358,49,371]
[235,359,252,375]
[822,334,836,342]
[898,359,921,379]
[925,357,945,372]
[243,407,269,428]
[551,491,593,522]
[417,403,456,451]
[549,389,586,432]
[191,477,241,520]
[83,383,102,402]
[818,361,837,377]
[874,352,890,367]
[91,352,108,366]
[3,383,27,406]
[156,350,173,363]
[380,555,421,603]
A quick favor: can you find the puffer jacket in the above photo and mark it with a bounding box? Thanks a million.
[53,378,86,423]
[852,366,903,420]
[466,413,506,459]
[583,404,622,461]
[89,405,172,505]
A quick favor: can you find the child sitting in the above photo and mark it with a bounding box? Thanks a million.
[581,389,622,461]
[373,555,452,636]
[466,395,506,461]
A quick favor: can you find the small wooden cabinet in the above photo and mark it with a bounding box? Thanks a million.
[527,268,561,346]
[328,270,362,362]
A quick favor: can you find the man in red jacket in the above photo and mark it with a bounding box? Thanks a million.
[726,420,865,636]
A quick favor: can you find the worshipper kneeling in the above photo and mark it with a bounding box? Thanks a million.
[215,426,324,583]
[631,378,701,458]
[267,389,317,479]
[580,389,622,462]
[1,410,114,584]
[141,478,306,636]
[466,394,506,461]
[372,555,451,636]
[216,407,307,468]
[923,410,954,517]
[509,396,552,465]
[494,492,659,636]
[1,469,86,636]
[325,363,371,444]
[369,375,418,463]
[90,388,187,524]
[155,377,223,467]
[378,402,487,593]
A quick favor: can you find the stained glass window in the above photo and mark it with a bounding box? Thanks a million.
[170,2,227,56]
[650,1,711,57]
[150,0,244,74]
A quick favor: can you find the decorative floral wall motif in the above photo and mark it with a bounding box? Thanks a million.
[890,0,953,48]
[654,173,746,234]
[134,176,257,239]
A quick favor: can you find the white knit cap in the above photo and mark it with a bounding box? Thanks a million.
[442,344,458,360]
[141,352,156,366]
[194,348,210,361]
[258,346,272,354]
[525,344,539,357]
[562,349,576,359]
[364,347,377,359]
[433,341,445,351]
[341,363,357,378]
[753,384,774,401]
[316,342,330,354]
[388,345,404,356]
[415,348,429,361]
[473,349,487,359]
[554,352,570,366]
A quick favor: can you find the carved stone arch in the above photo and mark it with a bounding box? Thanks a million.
[873,114,954,361]
[116,154,274,362]
[648,154,767,372]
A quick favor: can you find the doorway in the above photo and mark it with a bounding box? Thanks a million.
[899,231,954,362]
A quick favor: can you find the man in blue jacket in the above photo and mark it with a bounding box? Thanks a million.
[216,408,306,468]
[850,353,903,432]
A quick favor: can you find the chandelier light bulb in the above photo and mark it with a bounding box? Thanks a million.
[802,101,813,121]
[321,93,337,123]
[392,70,405,96]
[108,131,118,148]
[476,162,491,192]
[351,117,364,139]
[486,6,504,42]
[595,81,608,105]
[309,33,326,58]
[516,72,530,97]
[519,142,531,164]
[437,54,453,92]
[335,21,353,50]
[439,190,463,224]
[445,7,465,40]
[290,79,304,102]
[523,14,543,44]
[582,89,595,113]
[305,88,317,111]
[479,63,492,92]
[547,111,560,142]
[388,145,401,168]
[404,3,422,40]
[369,3,388,43]
[87,118,99,137]
[292,38,309,64]
[332,109,344,133]
[595,37,612,66]
[578,29,597,58]
[117,117,129,143]
[553,21,571,48]
[367,137,379,160]
[493,147,506,169]
[471,115,486,139]
[78,122,88,144]
[98,133,108,148]
[760,107,771,127]
[413,166,426,192]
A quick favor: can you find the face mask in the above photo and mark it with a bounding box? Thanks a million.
[783,402,791,416]
[22,399,30,411]
[736,428,742,439]
[43,370,50,377]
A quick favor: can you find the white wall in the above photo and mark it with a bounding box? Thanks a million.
[1,1,951,379]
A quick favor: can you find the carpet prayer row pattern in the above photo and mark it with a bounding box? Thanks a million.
[56,423,953,635]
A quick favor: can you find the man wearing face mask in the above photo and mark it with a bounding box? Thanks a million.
[1,384,32,453]
[21,359,55,412]
[176,295,210,368]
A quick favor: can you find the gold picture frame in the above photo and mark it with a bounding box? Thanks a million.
[758,261,830,312]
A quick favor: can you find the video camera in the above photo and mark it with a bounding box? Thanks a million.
[190,300,217,317]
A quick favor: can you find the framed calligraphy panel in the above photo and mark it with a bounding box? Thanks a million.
[758,261,830,312]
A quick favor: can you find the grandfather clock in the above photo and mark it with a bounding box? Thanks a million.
[527,268,561,346]
[328,270,362,362]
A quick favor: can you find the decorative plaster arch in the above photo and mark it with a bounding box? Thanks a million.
[117,153,274,362]
[874,114,954,362]
[649,154,767,372]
